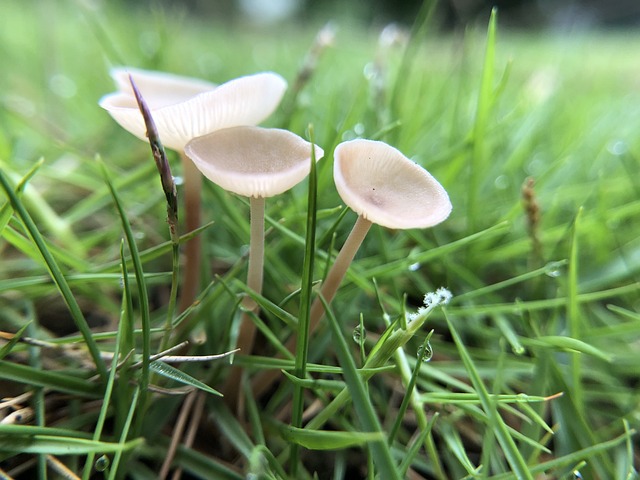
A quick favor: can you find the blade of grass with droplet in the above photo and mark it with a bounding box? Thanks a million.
[82,271,125,480]
[321,295,401,480]
[388,330,433,445]
[0,168,107,380]
[444,310,533,479]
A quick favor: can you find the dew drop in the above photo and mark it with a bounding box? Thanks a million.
[417,341,433,362]
[572,471,583,480]
[352,325,366,344]
[95,455,110,472]
[544,261,564,278]
[408,262,420,272]
[363,62,378,80]
[494,175,509,190]
[341,130,357,141]
[49,74,77,99]
[607,140,627,156]
[354,123,365,135]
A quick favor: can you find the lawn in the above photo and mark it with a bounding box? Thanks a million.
[0,1,639,479]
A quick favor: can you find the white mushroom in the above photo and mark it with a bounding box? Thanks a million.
[252,138,451,398]
[99,68,287,312]
[184,126,324,367]
[100,69,287,151]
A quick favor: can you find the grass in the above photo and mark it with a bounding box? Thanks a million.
[1,0,639,479]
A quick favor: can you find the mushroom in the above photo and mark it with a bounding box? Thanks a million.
[184,125,324,400]
[252,138,451,397]
[99,69,287,312]
[312,138,452,325]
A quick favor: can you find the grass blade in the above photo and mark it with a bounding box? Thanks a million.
[321,295,401,480]
[444,310,533,479]
[0,169,107,380]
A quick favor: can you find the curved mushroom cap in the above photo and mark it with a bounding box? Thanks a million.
[99,70,287,151]
[333,139,451,229]
[109,67,218,108]
[184,126,324,198]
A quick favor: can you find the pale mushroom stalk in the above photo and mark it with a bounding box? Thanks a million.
[237,196,266,342]
[296,214,371,350]
[184,126,324,409]
[252,138,452,399]
[179,154,203,313]
[99,68,287,317]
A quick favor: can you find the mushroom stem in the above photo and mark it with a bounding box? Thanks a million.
[178,153,202,313]
[222,196,266,409]
[242,196,266,317]
[303,214,372,344]
[251,214,372,398]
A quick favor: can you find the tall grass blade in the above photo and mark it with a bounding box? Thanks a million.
[290,128,319,473]
[445,310,533,479]
[321,296,401,480]
[0,169,107,380]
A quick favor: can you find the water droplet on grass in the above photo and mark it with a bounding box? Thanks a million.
[408,262,420,271]
[352,325,366,344]
[417,341,433,362]
[544,261,564,278]
[95,455,110,472]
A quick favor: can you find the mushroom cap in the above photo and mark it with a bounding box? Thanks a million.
[184,126,324,198]
[333,139,452,229]
[99,70,287,151]
[109,67,218,108]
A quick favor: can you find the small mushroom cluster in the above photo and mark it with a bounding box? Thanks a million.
[100,67,452,401]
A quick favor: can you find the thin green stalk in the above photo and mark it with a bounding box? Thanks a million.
[321,296,401,480]
[468,7,497,233]
[290,131,318,475]
[0,168,108,380]
[98,158,151,433]
[386,330,446,480]
[26,315,46,480]
[82,294,123,480]
[445,310,533,480]
[567,207,583,416]
[108,387,140,480]
[159,241,180,353]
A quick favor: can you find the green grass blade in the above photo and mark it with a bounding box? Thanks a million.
[290,127,319,474]
[321,296,401,480]
[280,424,384,450]
[0,169,107,380]
[108,386,140,480]
[149,361,222,397]
[0,360,101,397]
[0,323,30,360]
[567,207,583,415]
[97,157,151,428]
[0,434,143,455]
[444,310,533,479]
